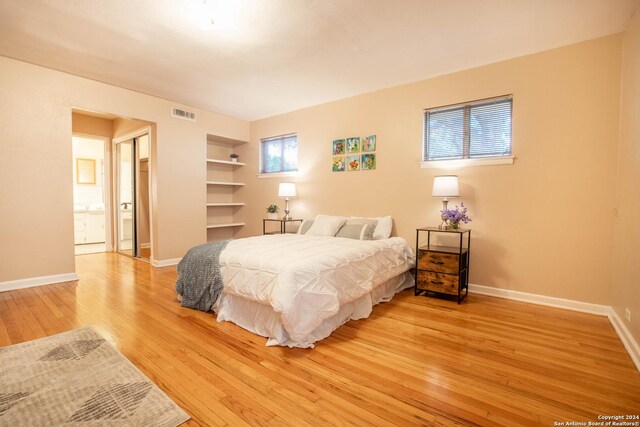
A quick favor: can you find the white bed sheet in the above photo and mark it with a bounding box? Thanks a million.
[215,271,413,348]
[216,234,415,348]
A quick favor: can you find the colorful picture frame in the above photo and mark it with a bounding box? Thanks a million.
[346,155,360,171]
[361,153,376,170]
[332,139,345,155]
[332,156,345,172]
[346,137,360,153]
[362,135,376,152]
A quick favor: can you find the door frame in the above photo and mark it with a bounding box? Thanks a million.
[112,126,153,260]
[72,133,113,251]
[114,137,136,256]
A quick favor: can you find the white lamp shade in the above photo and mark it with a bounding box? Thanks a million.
[278,182,297,198]
[432,175,459,198]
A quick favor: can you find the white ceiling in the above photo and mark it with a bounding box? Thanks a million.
[0,0,637,120]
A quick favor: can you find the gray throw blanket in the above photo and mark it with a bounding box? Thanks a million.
[175,240,229,311]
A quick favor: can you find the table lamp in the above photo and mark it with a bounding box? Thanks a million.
[432,175,459,229]
[278,182,297,220]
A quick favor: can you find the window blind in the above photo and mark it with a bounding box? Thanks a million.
[469,100,512,157]
[260,133,298,173]
[424,107,464,160]
[423,96,512,161]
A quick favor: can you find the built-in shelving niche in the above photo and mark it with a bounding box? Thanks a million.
[206,134,247,242]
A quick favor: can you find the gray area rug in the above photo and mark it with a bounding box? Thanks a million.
[0,327,190,426]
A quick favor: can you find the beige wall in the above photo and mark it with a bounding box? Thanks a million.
[0,31,632,315]
[612,10,640,342]
[241,35,623,305]
[72,113,113,138]
[0,56,249,281]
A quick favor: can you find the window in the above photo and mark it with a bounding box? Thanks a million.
[260,133,298,174]
[423,96,512,162]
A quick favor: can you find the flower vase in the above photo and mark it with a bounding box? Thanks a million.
[449,222,460,230]
[267,212,277,220]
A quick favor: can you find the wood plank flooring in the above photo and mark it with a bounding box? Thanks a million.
[1,252,639,426]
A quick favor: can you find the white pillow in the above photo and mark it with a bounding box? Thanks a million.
[335,219,378,240]
[297,219,314,234]
[305,215,347,237]
[350,215,392,239]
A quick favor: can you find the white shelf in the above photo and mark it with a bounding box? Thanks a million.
[206,222,245,229]
[207,159,246,166]
[207,135,248,146]
[206,181,245,186]
[206,203,245,207]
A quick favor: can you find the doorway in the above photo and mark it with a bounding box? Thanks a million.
[72,136,109,255]
[115,132,151,261]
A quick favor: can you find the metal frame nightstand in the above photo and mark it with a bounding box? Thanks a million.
[415,227,471,304]
[263,218,303,235]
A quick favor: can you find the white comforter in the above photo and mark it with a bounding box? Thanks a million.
[219,234,415,342]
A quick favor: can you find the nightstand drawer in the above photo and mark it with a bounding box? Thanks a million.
[416,271,459,295]
[417,251,459,274]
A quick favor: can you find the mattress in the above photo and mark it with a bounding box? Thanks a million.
[216,234,415,348]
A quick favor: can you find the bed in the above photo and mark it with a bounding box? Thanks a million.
[178,216,416,348]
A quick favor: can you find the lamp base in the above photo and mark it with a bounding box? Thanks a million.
[438,198,449,229]
[282,198,292,221]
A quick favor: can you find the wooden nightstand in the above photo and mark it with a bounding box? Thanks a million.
[415,227,470,304]
[263,218,303,235]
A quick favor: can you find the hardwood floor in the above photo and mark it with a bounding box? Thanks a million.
[1,253,639,426]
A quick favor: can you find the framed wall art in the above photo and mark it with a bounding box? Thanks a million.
[362,135,376,152]
[361,153,376,170]
[346,137,360,153]
[346,155,360,171]
[331,135,376,172]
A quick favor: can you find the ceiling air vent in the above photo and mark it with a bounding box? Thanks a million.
[171,107,196,121]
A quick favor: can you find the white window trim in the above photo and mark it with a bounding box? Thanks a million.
[257,171,299,179]
[420,156,515,169]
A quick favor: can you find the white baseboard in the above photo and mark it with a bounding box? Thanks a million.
[469,283,609,315]
[0,273,79,293]
[608,307,640,372]
[151,258,181,267]
[470,283,639,372]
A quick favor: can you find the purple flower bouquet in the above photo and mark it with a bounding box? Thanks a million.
[441,202,472,229]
